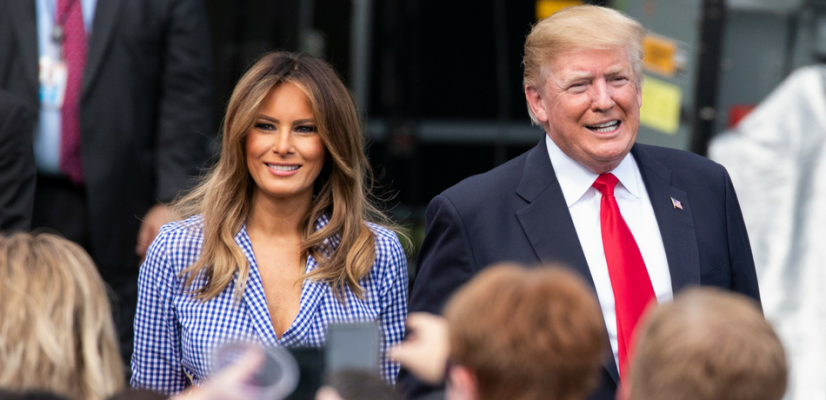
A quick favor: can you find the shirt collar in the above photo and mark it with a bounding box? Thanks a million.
[544,135,640,207]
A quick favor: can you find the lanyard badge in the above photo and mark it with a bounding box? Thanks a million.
[39,0,77,110]
[39,54,68,110]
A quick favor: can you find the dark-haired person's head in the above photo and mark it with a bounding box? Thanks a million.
[622,288,787,400]
[443,263,606,400]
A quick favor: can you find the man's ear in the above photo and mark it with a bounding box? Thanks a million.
[525,85,549,123]
[446,365,479,400]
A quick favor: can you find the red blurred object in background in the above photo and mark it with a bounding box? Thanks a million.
[728,104,756,128]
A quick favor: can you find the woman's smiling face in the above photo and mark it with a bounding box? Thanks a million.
[245,82,326,203]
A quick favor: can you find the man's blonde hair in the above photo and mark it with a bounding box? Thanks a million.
[0,233,124,400]
[523,5,646,124]
[444,263,606,400]
[630,288,787,400]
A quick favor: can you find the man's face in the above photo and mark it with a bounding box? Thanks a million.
[525,47,642,174]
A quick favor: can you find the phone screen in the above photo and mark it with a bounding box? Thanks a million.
[324,322,381,374]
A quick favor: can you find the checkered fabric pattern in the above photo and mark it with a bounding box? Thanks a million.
[130,214,408,394]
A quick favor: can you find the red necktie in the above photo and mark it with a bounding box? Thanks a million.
[592,173,655,383]
[58,0,86,184]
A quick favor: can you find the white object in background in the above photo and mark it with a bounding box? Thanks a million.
[709,65,826,400]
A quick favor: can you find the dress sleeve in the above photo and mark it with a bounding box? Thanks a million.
[377,233,409,383]
[131,228,188,394]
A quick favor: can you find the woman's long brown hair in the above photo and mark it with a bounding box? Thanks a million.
[175,52,403,301]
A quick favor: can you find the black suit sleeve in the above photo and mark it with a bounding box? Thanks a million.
[0,96,34,233]
[409,194,479,315]
[401,194,478,398]
[724,169,761,305]
[154,0,212,203]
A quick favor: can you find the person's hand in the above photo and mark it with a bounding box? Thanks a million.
[315,387,345,400]
[171,347,264,400]
[136,203,177,263]
[387,312,450,385]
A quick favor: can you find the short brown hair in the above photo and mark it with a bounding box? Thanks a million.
[0,233,124,400]
[630,288,787,400]
[444,263,606,400]
[523,5,646,124]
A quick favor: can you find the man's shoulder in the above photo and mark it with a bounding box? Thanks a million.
[438,148,531,209]
[634,143,727,177]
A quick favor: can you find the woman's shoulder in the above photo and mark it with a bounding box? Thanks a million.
[365,222,404,253]
[144,215,206,271]
[156,215,206,241]
[364,222,406,277]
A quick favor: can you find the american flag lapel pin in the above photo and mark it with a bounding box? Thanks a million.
[671,197,683,210]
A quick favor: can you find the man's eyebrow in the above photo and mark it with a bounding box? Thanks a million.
[561,72,593,85]
[605,65,629,76]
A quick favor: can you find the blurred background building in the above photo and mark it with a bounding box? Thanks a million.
[201,1,825,398]
[202,0,823,257]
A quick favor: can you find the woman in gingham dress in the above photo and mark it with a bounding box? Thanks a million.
[130,52,409,394]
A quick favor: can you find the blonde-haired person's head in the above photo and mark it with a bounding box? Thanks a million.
[523,5,646,124]
[176,51,400,300]
[627,287,787,400]
[443,263,606,400]
[0,233,124,400]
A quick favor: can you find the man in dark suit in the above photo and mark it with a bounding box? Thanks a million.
[403,5,760,400]
[0,90,36,233]
[0,0,212,366]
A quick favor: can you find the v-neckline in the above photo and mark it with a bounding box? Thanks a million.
[235,224,326,347]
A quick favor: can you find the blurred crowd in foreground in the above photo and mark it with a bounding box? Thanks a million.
[0,232,788,400]
[0,1,817,400]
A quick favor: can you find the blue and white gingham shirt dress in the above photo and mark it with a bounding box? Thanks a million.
[130,214,408,394]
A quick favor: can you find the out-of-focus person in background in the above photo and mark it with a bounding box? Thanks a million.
[403,5,760,399]
[0,232,277,400]
[619,287,787,400]
[0,232,124,400]
[315,370,405,400]
[131,52,408,393]
[0,90,36,232]
[0,392,72,400]
[0,0,213,366]
[392,263,606,400]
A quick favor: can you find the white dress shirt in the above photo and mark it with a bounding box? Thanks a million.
[545,135,673,373]
[35,0,97,174]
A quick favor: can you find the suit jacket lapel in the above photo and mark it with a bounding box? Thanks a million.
[515,138,594,287]
[8,0,39,96]
[82,0,124,98]
[632,144,702,293]
[514,138,621,384]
